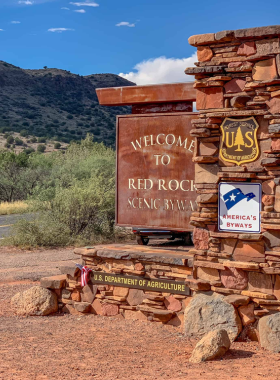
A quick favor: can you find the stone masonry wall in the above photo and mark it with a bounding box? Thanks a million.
[38,25,280,342]
[40,246,194,329]
[184,25,280,332]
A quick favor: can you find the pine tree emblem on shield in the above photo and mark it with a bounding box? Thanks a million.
[219,117,259,166]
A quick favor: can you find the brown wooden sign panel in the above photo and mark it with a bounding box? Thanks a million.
[92,271,190,295]
[96,82,196,106]
[116,112,198,231]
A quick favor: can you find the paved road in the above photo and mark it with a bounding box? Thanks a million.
[0,213,34,238]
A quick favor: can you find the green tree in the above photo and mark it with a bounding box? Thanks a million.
[54,142,61,149]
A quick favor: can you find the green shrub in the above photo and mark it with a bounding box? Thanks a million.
[23,147,35,155]
[37,144,46,153]
[6,136,14,144]
[38,137,47,143]
[30,137,37,143]
[8,175,115,247]
[15,137,24,146]
[20,129,28,137]
[54,142,61,149]
[5,134,116,247]
[6,215,70,247]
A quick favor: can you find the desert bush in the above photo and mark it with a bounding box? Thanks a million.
[7,136,14,145]
[2,134,117,247]
[54,142,61,149]
[8,177,114,247]
[7,135,116,246]
[20,130,28,137]
[37,144,46,153]
[15,137,23,146]
[23,147,35,155]
[6,215,70,247]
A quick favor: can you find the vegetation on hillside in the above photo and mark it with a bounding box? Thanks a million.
[0,61,134,148]
[2,134,120,247]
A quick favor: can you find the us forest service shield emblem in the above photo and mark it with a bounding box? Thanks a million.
[220,117,259,166]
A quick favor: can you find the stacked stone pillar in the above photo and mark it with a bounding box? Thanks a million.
[185,25,280,329]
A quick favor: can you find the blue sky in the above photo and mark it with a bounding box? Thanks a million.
[0,0,280,84]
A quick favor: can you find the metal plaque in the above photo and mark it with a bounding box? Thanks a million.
[116,113,197,230]
[92,271,190,295]
[220,117,259,166]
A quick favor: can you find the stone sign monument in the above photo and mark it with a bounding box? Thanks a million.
[34,25,280,352]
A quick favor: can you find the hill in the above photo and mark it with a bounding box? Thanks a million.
[0,61,134,147]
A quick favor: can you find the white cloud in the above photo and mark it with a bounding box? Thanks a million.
[116,21,135,27]
[61,7,70,10]
[70,1,99,6]
[18,1,33,4]
[0,29,4,31]
[48,28,75,33]
[11,21,21,24]
[119,54,197,85]
[74,9,86,12]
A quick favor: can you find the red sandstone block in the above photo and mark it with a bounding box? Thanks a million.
[188,33,216,47]
[237,42,256,56]
[164,296,182,312]
[224,78,246,94]
[233,242,265,263]
[196,87,224,110]
[253,58,278,81]
[197,46,213,62]
[40,275,66,289]
[267,98,280,114]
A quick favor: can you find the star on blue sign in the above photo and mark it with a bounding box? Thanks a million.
[223,188,256,210]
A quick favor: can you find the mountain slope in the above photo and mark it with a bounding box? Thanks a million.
[0,61,135,147]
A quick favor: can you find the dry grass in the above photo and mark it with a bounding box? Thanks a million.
[0,201,29,215]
